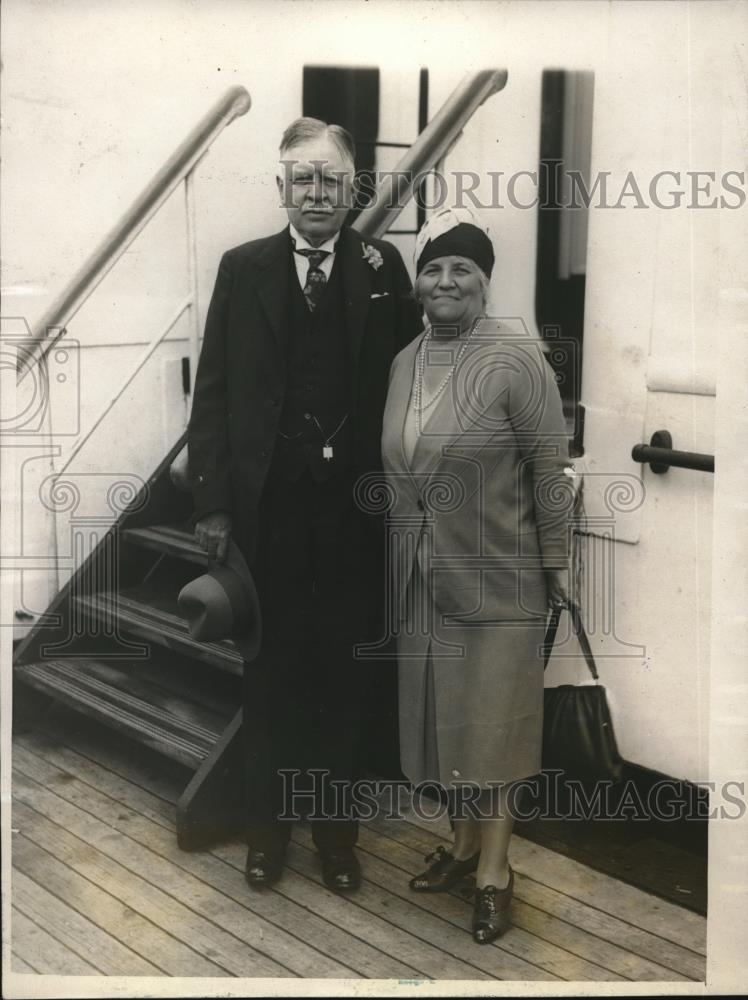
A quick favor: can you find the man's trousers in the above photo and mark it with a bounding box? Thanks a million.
[242,463,381,851]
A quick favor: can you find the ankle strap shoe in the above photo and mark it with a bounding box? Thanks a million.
[409,844,480,893]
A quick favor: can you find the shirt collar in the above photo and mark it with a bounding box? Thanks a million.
[289,223,340,256]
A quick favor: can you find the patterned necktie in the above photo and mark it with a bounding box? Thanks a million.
[294,246,331,312]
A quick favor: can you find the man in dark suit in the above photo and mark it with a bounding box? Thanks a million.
[187,118,419,891]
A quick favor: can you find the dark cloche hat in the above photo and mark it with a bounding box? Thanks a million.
[414,207,495,278]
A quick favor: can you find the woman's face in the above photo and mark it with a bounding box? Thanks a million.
[416,255,485,331]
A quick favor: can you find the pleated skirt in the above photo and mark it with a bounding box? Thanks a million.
[396,564,547,791]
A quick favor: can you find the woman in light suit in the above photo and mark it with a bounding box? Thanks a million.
[381,209,573,943]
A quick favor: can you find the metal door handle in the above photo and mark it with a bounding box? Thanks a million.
[631,430,714,474]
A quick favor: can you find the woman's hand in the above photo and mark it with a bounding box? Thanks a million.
[546,568,571,611]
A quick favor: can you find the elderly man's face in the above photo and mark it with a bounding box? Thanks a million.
[277,136,354,245]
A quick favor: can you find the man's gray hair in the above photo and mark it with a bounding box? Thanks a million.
[279,117,356,167]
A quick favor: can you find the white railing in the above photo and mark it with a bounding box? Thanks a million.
[18,86,252,410]
[14,87,251,601]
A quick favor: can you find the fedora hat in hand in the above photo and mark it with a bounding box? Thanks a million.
[178,539,262,661]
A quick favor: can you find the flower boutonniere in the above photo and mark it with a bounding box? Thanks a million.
[361,243,384,271]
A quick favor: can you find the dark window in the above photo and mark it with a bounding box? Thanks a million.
[303,66,380,221]
[536,70,595,456]
[302,65,429,229]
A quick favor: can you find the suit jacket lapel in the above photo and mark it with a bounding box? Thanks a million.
[338,227,372,377]
[255,227,292,357]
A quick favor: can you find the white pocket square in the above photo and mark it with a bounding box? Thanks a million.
[370,291,390,299]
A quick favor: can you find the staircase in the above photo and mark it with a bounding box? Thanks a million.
[13,433,249,847]
[13,70,509,850]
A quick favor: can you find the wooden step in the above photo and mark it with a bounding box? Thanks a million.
[15,660,220,768]
[121,524,206,565]
[73,589,243,674]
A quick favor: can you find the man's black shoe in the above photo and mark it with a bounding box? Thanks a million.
[319,847,361,893]
[245,845,286,888]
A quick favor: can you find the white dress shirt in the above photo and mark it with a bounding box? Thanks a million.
[289,223,339,289]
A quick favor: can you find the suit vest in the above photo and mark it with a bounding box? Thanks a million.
[272,250,352,483]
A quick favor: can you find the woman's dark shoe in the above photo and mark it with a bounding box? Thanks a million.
[245,845,286,887]
[409,845,480,893]
[472,868,514,944]
[319,847,361,893]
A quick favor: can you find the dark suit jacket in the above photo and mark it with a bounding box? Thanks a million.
[187,225,420,561]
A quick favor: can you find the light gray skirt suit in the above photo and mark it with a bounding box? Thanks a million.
[381,319,572,789]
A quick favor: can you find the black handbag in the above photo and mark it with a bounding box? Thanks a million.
[541,602,624,783]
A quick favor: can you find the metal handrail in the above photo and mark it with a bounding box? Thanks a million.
[21,85,251,375]
[353,70,508,238]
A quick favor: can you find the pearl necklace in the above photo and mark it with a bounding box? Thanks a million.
[412,317,481,413]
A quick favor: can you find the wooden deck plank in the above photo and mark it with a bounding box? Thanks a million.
[11,954,38,974]
[283,834,555,982]
[15,737,557,981]
[277,843,497,981]
[214,836,550,982]
[12,743,418,980]
[21,738,616,979]
[11,908,102,976]
[11,787,297,979]
[16,727,183,820]
[355,823,697,982]
[12,863,163,976]
[13,749,489,982]
[228,846,459,980]
[11,722,706,984]
[15,732,560,981]
[294,829,622,981]
[310,826,627,982]
[511,833,707,954]
[19,715,186,811]
[16,734,565,980]
[371,804,706,955]
[11,802,238,978]
[367,811,706,980]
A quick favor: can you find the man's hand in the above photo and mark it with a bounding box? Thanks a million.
[546,567,571,611]
[195,511,232,564]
